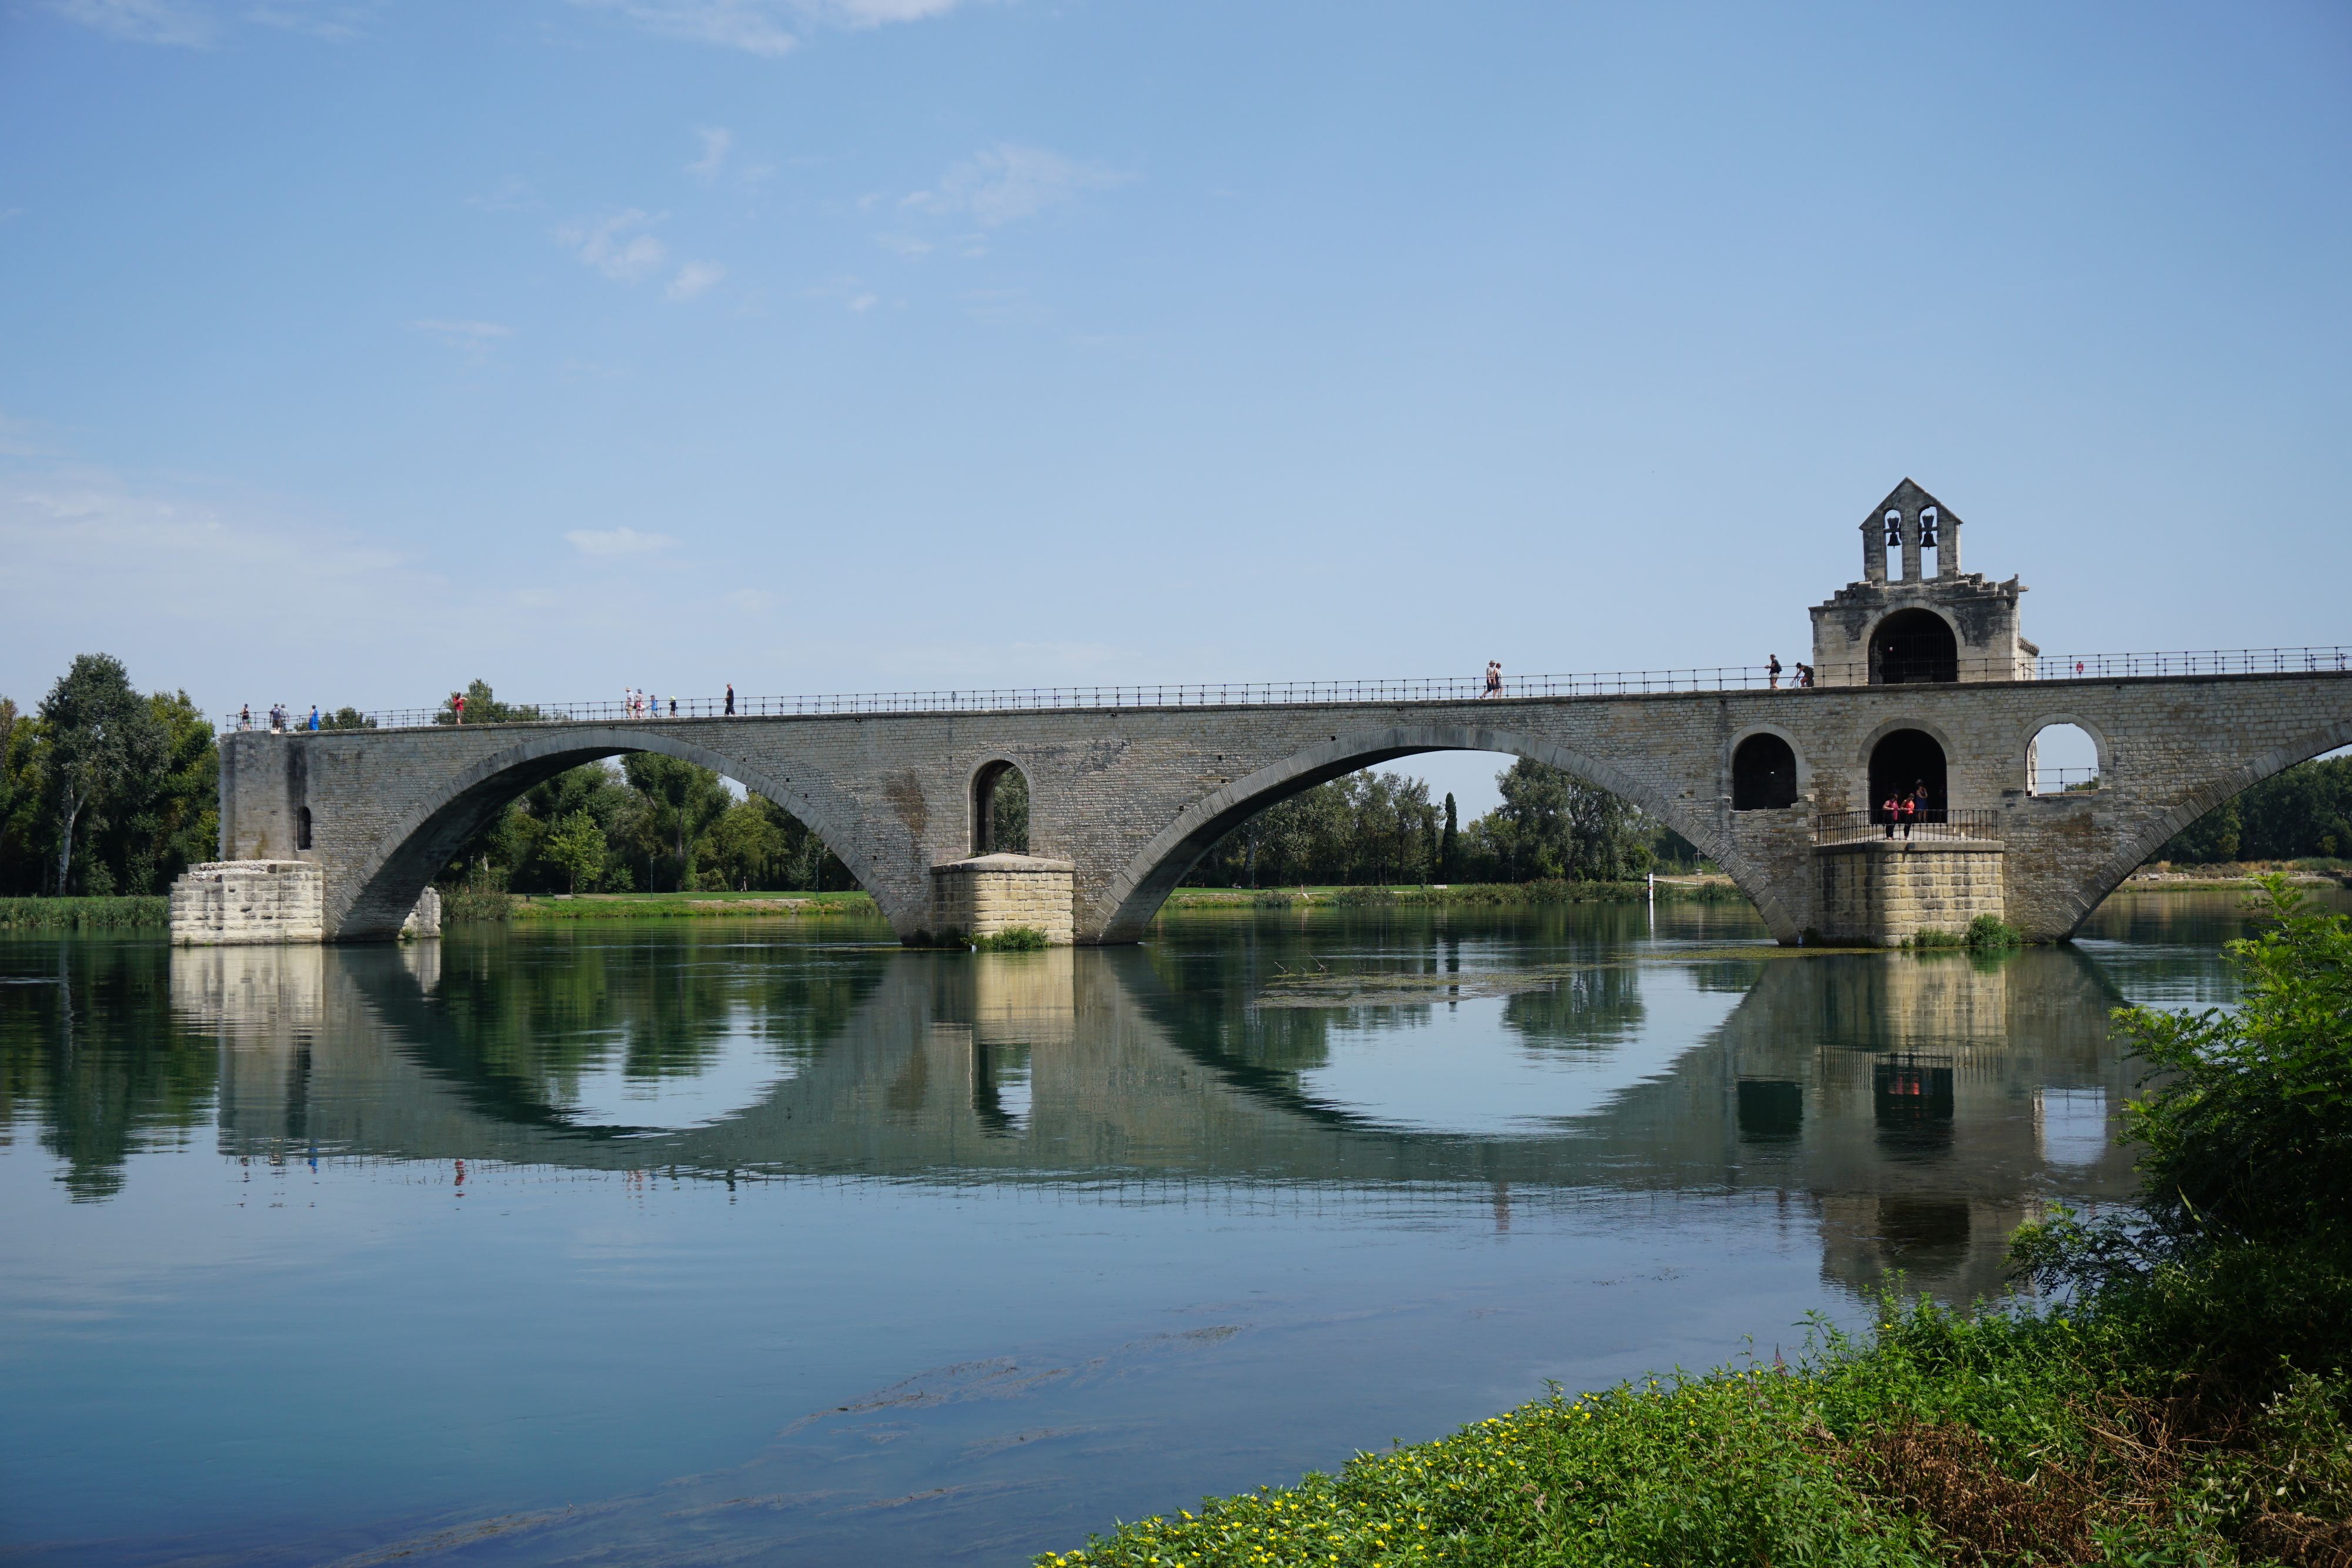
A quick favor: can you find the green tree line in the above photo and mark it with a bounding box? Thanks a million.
[0,654,218,897]
[1182,757,1703,888]
[2154,753,2352,863]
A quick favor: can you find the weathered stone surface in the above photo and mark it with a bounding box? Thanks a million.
[196,667,2352,949]
[1816,841,2007,945]
[931,854,1076,944]
[168,861,324,945]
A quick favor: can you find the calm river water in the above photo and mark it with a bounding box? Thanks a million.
[0,890,2323,1566]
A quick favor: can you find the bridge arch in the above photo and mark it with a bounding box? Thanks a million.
[327,727,887,940]
[1090,723,1798,944]
[2059,717,2352,935]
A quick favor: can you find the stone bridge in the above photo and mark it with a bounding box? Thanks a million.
[175,482,2352,947]
[191,667,2347,947]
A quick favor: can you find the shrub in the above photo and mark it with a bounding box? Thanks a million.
[1963,914,2023,948]
[974,925,1050,951]
[441,888,513,922]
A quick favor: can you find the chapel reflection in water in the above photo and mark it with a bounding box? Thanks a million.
[172,925,2141,1305]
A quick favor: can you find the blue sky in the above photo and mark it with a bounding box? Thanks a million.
[3,0,2346,812]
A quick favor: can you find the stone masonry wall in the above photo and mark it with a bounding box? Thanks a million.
[1816,842,2008,946]
[169,861,325,945]
[930,855,1076,944]
[216,669,2352,947]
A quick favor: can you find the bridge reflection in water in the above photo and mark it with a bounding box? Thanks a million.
[176,926,2139,1307]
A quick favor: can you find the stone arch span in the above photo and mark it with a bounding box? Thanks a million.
[328,727,885,940]
[2052,717,2352,938]
[1089,723,1789,944]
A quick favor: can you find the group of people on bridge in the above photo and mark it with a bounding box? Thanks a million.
[236,703,319,733]
[1880,782,1939,838]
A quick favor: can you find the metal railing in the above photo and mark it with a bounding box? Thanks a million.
[2036,647,2348,680]
[2028,770,2103,795]
[215,644,2352,735]
[1815,807,2003,847]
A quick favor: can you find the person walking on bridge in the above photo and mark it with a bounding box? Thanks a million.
[1768,654,1782,689]
[1482,661,1502,698]
[724,683,735,717]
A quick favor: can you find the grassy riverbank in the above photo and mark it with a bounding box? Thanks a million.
[0,895,169,929]
[446,888,880,921]
[1164,878,1747,911]
[1040,878,2352,1568]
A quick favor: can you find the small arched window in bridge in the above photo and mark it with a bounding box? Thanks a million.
[1732,734,1799,810]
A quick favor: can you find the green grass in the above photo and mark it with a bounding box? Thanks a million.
[452,889,881,921]
[1044,879,2352,1568]
[0,895,169,929]
[1164,880,1749,911]
[1038,1271,2352,1568]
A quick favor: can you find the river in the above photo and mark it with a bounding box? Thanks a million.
[0,889,2316,1566]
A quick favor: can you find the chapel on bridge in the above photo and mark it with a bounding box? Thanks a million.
[1807,479,2037,687]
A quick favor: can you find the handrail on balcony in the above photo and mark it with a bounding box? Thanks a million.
[1814,807,2003,847]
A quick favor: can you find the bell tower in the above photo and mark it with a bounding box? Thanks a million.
[1809,480,2036,686]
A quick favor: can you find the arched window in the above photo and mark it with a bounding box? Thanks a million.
[1870,609,1958,684]
[971,761,1030,855]
[1917,506,1939,550]
[1731,733,1799,810]
[2026,723,2099,795]
[1883,509,1903,548]
[1869,729,1947,823]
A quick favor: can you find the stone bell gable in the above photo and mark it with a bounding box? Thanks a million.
[1808,479,2038,686]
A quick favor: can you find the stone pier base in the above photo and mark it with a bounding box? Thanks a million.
[929,854,1075,945]
[168,861,439,945]
[1815,840,2005,947]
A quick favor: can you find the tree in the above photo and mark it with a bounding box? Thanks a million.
[542,811,607,894]
[38,655,166,895]
[991,768,1030,855]
[0,697,41,894]
[435,679,543,727]
[622,754,731,891]
[1440,793,1460,880]
[1475,758,1654,882]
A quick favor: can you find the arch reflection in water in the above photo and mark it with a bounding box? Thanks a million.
[173,925,2139,1306]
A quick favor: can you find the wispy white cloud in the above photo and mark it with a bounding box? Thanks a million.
[0,466,453,708]
[556,210,670,283]
[570,0,978,56]
[0,413,65,459]
[245,0,377,38]
[665,261,727,301]
[873,232,933,259]
[901,143,1131,228]
[686,126,733,185]
[409,319,515,361]
[53,0,216,46]
[566,526,679,556]
[571,1,798,56]
[466,179,539,214]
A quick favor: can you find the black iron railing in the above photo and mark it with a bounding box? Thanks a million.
[1815,808,2003,846]
[217,644,2351,735]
